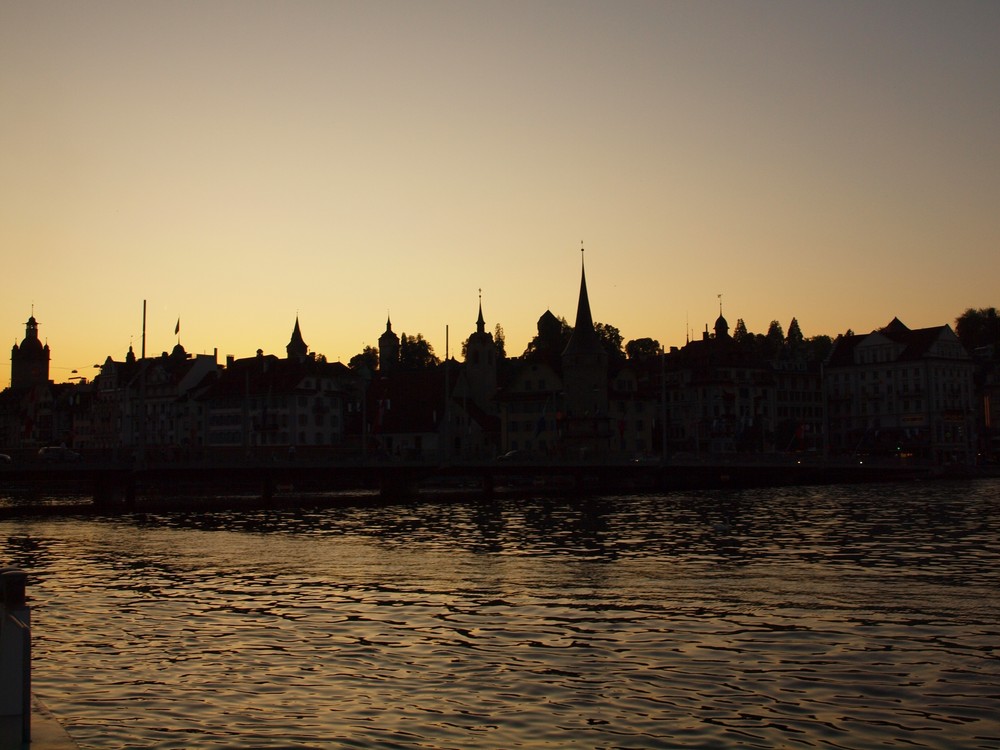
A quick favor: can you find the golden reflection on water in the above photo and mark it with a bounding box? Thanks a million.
[3,480,1000,749]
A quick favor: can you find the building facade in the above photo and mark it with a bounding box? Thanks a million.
[825,318,976,464]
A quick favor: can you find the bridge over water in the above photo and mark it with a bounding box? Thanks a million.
[0,456,939,512]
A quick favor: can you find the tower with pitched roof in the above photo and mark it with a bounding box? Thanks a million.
[463,290,498,411]
[561,250,608,418]
[378,315,399,375]
[559,249,610,454]
[10,313,50,388]
[286,317,308,362]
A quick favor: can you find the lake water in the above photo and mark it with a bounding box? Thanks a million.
[2,480,999,749]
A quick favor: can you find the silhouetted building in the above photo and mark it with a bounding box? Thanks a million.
[496,355,563,456]
[366,363,461,460]
[608,360,659,457]
[200,320,353,453]
[10,314,50,389]
[825,318,976,463]
[663,312,772,454]
[89,342,218,454]
[363,298,498,461]
[559,253,611,455]
[286,317,309,362]
[0,314,57,449]
[971,344,999,462]
[0,382,56,450]
[496,253,622,458]
[462,293,498,412]
[378,315,399,375]
[451,294,501,457]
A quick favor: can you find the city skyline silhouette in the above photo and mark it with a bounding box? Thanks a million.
[3,2,998,378]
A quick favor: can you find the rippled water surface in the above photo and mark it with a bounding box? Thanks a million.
[3,480,999,749]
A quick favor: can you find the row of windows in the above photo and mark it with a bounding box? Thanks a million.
[830,366,972,383]
[520,380,557,392]
[205,432,340,447]
[506,418,650,434]
[206,413,342,430]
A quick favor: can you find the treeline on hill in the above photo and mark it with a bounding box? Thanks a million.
[343,307,1000,372]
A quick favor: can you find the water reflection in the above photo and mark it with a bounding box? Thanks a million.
[3,480,999,749]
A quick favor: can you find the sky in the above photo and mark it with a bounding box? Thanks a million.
[2,0,998,383]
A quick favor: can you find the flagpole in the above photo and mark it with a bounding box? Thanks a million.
[139,300,147,469]
[444,325,450,464]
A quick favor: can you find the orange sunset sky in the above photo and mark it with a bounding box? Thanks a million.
[2,1,998,382]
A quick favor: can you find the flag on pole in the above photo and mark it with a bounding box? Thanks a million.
[175,318,180,335]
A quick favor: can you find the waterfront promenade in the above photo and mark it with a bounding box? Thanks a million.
[23,700,77,750]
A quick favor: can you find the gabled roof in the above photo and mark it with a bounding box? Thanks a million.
[198,354,352,401]
[287,317,308,359]
[827,319,968,367]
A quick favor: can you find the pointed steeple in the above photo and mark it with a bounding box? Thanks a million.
[286,316,308,361]
[562,246,600,356]
[378,311,400,374]
[560,245,609,439]
[464,289,497,409]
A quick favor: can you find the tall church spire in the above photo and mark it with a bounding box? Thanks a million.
[560,244,609,438]
[476,288,486,334]
[563,245,599,356]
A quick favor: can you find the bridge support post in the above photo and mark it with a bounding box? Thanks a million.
[93,471,137,510]
[378,473,415,500]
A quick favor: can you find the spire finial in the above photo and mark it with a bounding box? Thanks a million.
[718,293,723,316]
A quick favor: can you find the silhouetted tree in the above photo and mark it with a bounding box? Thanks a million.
[626,337,661,361]
[804,335,833,363]
[764,320,785,359]
[733,318,750,345]
[594,322,626,366]
[786,318,804,356]
[461,324,506,360]
[494,324,507,360]
[523,314,571,360]
[349,346,378,372]
[956,307,1000,351]
[399,333,440,369]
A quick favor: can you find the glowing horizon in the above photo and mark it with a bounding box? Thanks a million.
[3,1,998,383]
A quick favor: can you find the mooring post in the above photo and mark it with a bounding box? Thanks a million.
[0,567,31,744]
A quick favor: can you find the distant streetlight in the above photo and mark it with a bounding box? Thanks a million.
[67,365,100,384]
